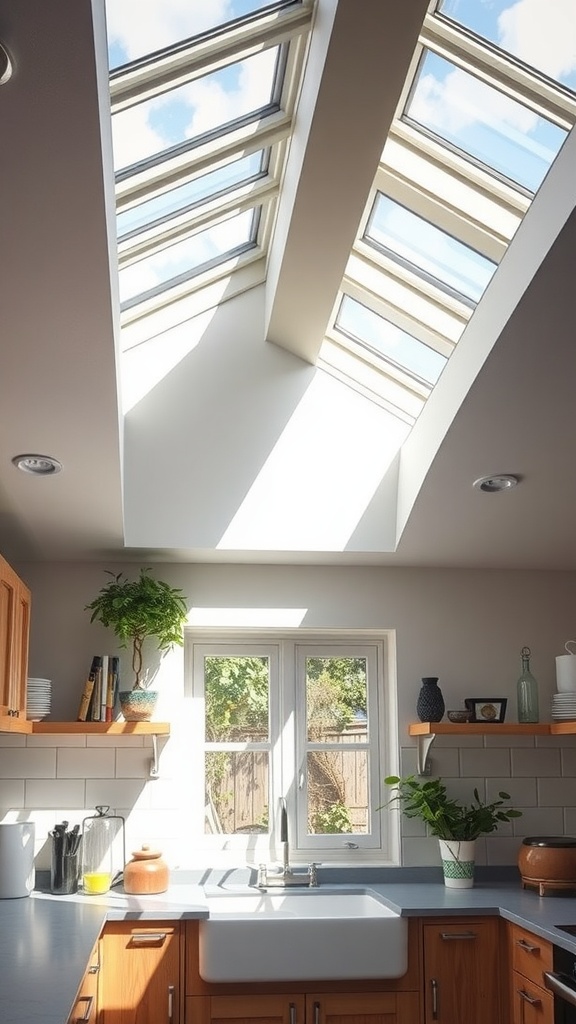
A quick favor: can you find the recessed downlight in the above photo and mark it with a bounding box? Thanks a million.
[473,474,519,493]
[12,454,62,475]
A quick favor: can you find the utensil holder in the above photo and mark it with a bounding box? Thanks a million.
[50,851,80,895]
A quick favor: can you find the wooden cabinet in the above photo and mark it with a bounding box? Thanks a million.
[0,553,30,726]
[509,923,554,1024]
[100,922,181,1024]
[68,938,101,1024]
[422,917,503,1024]
[186,991,418,1024]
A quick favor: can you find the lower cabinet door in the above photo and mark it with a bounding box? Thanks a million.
[423,919,502,1024]
[185,991,418,1024]
[68,939,101,1024]
[512,974,554,1024]
[307,991,419,1024]
[100,923,180,1024]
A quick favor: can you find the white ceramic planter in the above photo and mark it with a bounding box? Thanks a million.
[439,839,476,888]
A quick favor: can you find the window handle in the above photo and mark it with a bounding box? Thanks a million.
[298,770,305,790]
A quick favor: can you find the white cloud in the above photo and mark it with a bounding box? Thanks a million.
[105,0,234,61]
[498,0,576,81]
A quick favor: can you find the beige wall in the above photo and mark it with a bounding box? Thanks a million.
[4,561,576,870]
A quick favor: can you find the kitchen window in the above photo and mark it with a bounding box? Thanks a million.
[188,632,399,864]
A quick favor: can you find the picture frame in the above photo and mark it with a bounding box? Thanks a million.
[464,697,507,723]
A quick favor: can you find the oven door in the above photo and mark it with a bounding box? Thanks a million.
[545,955,576,1024]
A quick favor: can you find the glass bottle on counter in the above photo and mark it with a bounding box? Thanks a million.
[517,645,539,723]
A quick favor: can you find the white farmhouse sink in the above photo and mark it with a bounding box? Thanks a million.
[198,889,407,982]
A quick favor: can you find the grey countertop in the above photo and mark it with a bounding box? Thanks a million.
[4,873,576,1024]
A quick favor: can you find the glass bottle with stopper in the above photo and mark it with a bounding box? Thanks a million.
[517,646,539,723]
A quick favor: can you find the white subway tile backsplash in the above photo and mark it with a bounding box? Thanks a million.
[115,747,152,778]
[85,779,147,809]
[0,734,26,748]
[57,747,115,779]
[27,733,87,748]
[0,780,25,808]
[485,836,523,865]
[401,836,441,867]
[460,746,511,777]
[537,776,576,807]
[513,806,564,835]
[561,747,576,776]
[0,748,56,778]
[86,734,145,748]
[511,747,561,777]
[486,733,535,748]
[425,746,459,777]
[486,777,537,807]
[25,778,86,808]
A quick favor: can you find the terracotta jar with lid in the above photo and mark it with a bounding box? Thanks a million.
[123,845,169,895]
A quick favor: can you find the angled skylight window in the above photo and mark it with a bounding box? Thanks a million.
[365,193,496,305]
[117,152,266,238]
[405,49,568,192]
[106,0,298,69]
[112,47,281,174]
[437,0,576,92]
[119,209,256,307]
[336,296,447,387]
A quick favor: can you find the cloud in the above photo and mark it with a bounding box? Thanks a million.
[498,0,576,81]
[105,0,234,62]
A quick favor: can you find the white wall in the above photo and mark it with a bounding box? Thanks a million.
[4,560,576,871]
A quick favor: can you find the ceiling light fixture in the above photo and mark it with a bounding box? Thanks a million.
[0,42,13,85]
[12,454,62,476]
[473,474,519,493]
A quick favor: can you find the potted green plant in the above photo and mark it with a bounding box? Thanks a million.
[85,569,188,721]
[384,774,522,888]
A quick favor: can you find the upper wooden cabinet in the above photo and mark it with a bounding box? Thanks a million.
[0,554,31,728]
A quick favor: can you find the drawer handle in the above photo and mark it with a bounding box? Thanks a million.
[73,995,94,1023]
[518,988,542,1007]
[168,983,174,1024]
[289,1003,297,1024]
[313,1000,320,1024]
[440,931,477,940]
[517,938,540,953]
[131,933,167,946]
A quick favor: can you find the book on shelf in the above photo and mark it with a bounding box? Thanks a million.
[77,655,102,722]
[77,655,120,722]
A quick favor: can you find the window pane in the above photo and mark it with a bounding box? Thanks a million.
[366,193,496,303]
[405,49,567,192]
[437,0,576,93]
[112,49,279,173]
[205,751,269,834]
[119,210,255,305]
[336,295,447,385]
[117,153,265,239]
[107,1,296,70]
[204,655,270,742]
[307,750,369,835]
[305,656,368,742]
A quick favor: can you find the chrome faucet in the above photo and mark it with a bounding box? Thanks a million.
[257,799,319,888]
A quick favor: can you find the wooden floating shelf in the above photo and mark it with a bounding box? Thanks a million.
[409,722,571,736]
[0,718,170,736]
[32,721,170,735]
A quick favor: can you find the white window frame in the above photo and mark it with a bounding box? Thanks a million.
[186,629,400,867]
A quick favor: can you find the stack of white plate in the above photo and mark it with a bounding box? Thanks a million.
[551,693,576,720]
[26,678,52,721]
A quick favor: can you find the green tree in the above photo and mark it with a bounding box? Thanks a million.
[205,656,269,740]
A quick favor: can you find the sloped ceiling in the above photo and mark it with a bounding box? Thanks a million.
[0,0,575,568]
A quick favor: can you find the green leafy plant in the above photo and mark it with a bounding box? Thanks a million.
[312,801,353,835]
[85,569,188,689]
[383,774,522,841]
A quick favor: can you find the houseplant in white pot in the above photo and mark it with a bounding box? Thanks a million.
[85,569,188,721]
[384,774,522,888]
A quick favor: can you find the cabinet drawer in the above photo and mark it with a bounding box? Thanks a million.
[510,924,553,986]
[512,972,554,1024]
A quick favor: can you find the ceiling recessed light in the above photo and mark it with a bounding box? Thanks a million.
[473,474,519,493]
[12,454,62,476]
[0,42,13,85]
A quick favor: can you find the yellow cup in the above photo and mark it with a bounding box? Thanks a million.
[83,871,112,895]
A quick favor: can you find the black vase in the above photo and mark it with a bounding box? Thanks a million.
[416,677,445,723]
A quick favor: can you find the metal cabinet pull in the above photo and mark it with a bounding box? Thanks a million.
[131,932,167,946]
[431,978,438,1020]
[73,995,94,1024]
[313,1000,320,1024]
[518,988,542,1007]
[289,1002,297,1024]
[517,938,540,953]
[168,983,174,1024]
[440,931,477,940]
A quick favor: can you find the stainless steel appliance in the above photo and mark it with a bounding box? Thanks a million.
[544,930,576,1023]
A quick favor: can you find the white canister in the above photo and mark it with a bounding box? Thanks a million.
[556,642,576,692]
[0,822,36,898]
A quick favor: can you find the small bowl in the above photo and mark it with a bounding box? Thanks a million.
[447,709,473,723]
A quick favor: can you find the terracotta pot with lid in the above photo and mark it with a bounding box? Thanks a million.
[124,845,169,895]
[518,836,576,894]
